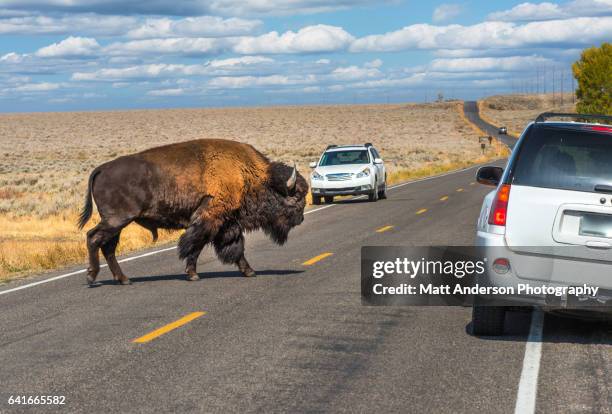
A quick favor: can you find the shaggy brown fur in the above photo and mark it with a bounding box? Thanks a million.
[79,139,308,285]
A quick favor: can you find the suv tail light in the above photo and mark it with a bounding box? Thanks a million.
[488,184,511,226]
[587,126,612,133]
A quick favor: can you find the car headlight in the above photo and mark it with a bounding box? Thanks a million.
[312,171,324,181]
[356,168,371,178]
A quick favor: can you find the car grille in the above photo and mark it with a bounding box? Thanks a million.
[326,187,359,192]
[326,173,353,181]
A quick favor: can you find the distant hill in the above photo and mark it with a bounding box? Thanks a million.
[480,93,576,136]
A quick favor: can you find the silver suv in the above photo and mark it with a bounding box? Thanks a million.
[474,113,612,335]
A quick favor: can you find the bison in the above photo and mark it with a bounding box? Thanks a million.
[78,139,308,286]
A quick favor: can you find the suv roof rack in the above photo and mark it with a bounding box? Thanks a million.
[364,142,373,148]
[535,112,612,124]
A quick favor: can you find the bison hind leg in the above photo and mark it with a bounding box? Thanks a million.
[101,232,130,285]
[86,219,130,286]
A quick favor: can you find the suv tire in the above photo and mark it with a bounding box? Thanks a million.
[471,305,505,336]
[312,195,321,205]
[378,178,387,199]
[324,196,334,204]
[368,187,379,202]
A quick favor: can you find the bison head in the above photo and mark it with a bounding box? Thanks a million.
[263,162,308,245]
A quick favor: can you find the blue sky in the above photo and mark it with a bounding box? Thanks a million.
[0,0,610,112]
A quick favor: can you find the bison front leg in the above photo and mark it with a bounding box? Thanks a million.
[213,223,256,278]
[178,220,215,281]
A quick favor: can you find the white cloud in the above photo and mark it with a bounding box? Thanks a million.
[206,56,273,68]
[0,14,136,36]
[35,36,100,58]
[488,0,612,21]
[104,37,225,56]
[429,55,554,72]
[364,58,383,68]
[0,0,386,17]
[433,4,462,23]
[126,16,262,38]
[11,82,61,92]
[71,57,275,81]
[72,64,196,81]
[350,17,612,52]
[208,74,316,88]
[233,25,354,54]
[0,52,24,63]
[352,73,426,89]
[330,65,381,81]
[147,88,186,96]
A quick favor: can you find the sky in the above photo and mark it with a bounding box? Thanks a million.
[0,0,610,112]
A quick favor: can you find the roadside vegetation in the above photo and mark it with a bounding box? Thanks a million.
[0,102,508,281]
[572,42,611,115]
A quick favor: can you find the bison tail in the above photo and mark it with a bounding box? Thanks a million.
[77,168,100,230]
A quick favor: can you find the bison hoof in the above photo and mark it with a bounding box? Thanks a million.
[118,278,132,285]
[242,269,256,278]
[86,274,99,286]
[187,273,200,282]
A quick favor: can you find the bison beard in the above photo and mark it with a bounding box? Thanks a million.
[78,139,307,285]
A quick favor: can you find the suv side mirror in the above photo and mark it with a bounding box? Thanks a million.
[309,161,317,168]
[476,166,504,186]
[374,158,383,164]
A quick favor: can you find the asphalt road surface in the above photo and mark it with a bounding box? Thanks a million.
[1,103,610,413]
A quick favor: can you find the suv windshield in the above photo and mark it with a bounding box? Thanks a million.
[319,150,370,166]
[512,126,612,192]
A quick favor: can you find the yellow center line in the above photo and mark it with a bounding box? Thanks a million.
[303,252,333,266]
[440,196,449,201]
[456,188,464,192]
[416,208,427,215]
[133,312,206,343]
[376,225,394,233]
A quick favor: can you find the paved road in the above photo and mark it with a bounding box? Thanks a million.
[1,103,610,413]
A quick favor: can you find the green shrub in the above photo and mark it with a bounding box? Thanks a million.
[572,43,611,115]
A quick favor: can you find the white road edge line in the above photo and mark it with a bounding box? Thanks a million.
[514,309,544,414]
[0,161,488,296]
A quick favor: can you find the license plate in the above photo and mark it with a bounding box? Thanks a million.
[579,212,612,238]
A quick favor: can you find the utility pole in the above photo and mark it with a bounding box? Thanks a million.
[552,67,556,105]
[560,69,564,106]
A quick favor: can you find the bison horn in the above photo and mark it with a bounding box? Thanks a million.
[287,162,297,191]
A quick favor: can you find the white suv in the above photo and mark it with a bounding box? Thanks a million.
[474,113,612,335]
[309,144,387,204]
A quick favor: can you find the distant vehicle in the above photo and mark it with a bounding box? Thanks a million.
[474,112,612,335]
[498,126,508,135]
[309,143,387,204]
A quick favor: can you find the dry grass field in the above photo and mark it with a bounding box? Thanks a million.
[0,102,508,281]
[480,93,576,136]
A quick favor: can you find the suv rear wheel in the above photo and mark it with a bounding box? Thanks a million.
[312,194,321,205]
[471,305,505,336]
[324,196,334,204]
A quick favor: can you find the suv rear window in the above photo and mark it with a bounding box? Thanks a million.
[512,126,612,192]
